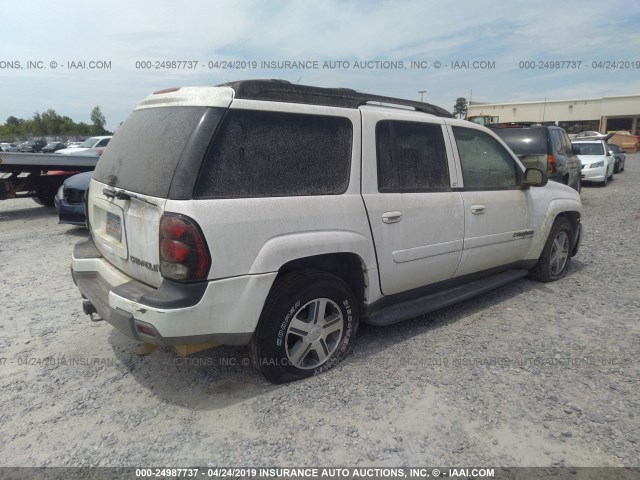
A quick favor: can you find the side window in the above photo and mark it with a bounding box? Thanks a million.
[194,110,353,198]
[96,138,110,147]
[376,121,450,192]
[550,129,564,155]
[452,126,519,189]
[561,131,572,155]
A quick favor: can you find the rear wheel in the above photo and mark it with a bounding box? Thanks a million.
[250,270,358,383]
[528,217,573,282]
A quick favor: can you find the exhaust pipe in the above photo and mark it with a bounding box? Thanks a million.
[83,300,103,322]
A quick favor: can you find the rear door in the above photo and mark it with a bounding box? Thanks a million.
[361,108,464,296]
[447,124,536,277]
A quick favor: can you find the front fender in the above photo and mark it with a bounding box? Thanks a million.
[527,195,582,259]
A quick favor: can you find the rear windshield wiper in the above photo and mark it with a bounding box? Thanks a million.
[102,187,157,207]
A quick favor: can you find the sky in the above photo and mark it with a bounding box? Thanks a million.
[1,0,640,131]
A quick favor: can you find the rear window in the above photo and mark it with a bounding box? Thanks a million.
[572,142,604,155]
[94,106,208,198]
[491,128,548,156]
[194,110,352,198]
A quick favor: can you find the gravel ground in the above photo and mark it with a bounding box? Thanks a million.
[0,156,639,468]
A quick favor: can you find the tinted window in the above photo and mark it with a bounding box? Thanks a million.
[491,127,548,155]
[550,129,564,155]
[561,131,572,155]
[195,110,352,198]
[376,121,449,192]
[453,126,519,189]
[94,106,209,197]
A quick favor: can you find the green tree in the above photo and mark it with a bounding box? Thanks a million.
[31,112,44,136]
[41,108,62,136]
[90,106,106,135]
[453,97,468,119]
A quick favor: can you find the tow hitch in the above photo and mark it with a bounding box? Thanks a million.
[82,300,103,322]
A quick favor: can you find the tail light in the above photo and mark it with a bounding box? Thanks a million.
[159,213,210,282]
[547,154,557,174]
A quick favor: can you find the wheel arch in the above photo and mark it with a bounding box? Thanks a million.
[276,252,369,309]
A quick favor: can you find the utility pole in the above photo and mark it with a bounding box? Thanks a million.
[418,90,427,102]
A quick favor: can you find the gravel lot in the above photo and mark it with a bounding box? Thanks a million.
[1,156,639,468]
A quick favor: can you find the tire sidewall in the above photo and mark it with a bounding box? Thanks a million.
[254,274,358,383]
[544,219,573,281]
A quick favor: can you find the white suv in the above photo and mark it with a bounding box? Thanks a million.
[72,80,582,383]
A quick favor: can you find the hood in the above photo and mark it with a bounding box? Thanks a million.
[64,171,93,189]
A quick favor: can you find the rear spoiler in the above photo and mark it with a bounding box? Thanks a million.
[573,133,614,142]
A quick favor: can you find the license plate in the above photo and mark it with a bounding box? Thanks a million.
[106,211,122,242]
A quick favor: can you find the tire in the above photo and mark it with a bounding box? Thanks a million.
[528,217,573,282]
[614,163,620,174]
[600,174,608,187]
[250,269,359,383]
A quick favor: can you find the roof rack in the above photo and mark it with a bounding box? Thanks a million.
[219,79,453,118]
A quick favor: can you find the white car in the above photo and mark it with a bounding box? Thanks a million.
[55,136,111,155]
[71,80,582,383]
[572,139,615,186]
[0,142,21,152]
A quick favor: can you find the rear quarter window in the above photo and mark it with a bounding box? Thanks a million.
[194,110,353,198]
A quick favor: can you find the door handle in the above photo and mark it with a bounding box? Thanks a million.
[470,205,486,215]
[382,211,403,224]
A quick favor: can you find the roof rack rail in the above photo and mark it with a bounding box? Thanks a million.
[219,79,453,118]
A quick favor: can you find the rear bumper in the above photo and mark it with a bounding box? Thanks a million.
[71,239,276,346]
[55,195,86,225]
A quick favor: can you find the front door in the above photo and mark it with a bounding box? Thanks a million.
[447,125,536,278]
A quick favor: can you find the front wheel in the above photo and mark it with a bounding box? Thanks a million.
[528,217,573,282]
[250,270,359,383]
[600,174,608,187]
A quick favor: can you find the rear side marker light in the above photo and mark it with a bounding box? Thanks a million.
[547,154,557,174]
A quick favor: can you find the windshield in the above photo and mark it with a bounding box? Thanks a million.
[572,143,604,155]
[80,137,100,148]
[491,128,548,155]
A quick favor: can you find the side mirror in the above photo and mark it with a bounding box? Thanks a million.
[521,167,548,188]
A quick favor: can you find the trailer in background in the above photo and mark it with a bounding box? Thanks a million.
[0,152,98,206]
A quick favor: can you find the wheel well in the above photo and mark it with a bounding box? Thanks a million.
[556,211,581,252]
[277,253,367,307]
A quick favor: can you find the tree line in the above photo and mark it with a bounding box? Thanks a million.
[0,106,110,140]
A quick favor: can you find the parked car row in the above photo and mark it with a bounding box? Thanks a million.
[0,137,111,154]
